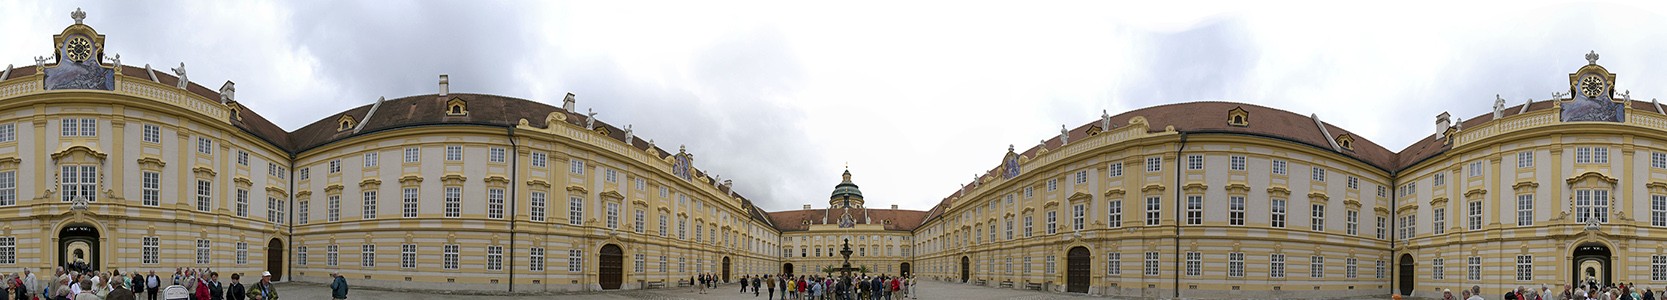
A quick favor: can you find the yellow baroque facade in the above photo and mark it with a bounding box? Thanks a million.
[6,10,1664,298]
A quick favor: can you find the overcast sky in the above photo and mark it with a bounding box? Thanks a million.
[8,1,1667,212]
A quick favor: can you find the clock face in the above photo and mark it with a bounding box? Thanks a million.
[1579,75,1607,98]
[65,36,93,62]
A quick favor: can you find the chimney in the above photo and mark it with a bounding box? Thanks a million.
[891,204,899,210]
[438,74,449,96]
[1436,112,1451,138]
[803,204,812,210]
[563,92,577,111]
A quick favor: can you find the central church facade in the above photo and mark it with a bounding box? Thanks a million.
[3,10,1665,299]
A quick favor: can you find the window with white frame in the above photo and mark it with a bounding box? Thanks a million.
[194,179,211,211]
[1230,155,1245,170]
[445,187,461,218]
[1312,204,1325,231]
[1108,162,1122,177]
[402,188,418,218]
[1654,255,1667,281]
[1346,257,1358,278]
[0,171,13,206]
[142,124,161,143]
[1272,159,1287,175]
[1469,161,1484,177]
[1518,151,1534,168]
[1311,167,1326,182]
[326,244,339,266]
[530,191,546,222]
[1144,252,1159,276]
[1516,255,1533,281]
[1187,155,1202,170]
[1072,204,1085,231]
[298,200,309,224]
[1347,209,1359,235]
[1271,198,1286,228]
[234,189,249,217]
[404,147,420,163]
[1309,256,1324,278]
[1229,196,1245,225]
[1433,208,1446,234]
[1185,195,1202,225]
[361,191,377,219]
[1022,214,1033,237]
[1654,195,1667,227]
[360,244,375,267]
[1107,253,1120,275]
[1377,216,1387,239]
[1046,179,1057,191]
[1270,254,1286,278]
[1467,256,1481,281]
[634,209,645,233]
[658,215,668,236]
[634,253,646,273]
[235,242,248,265]
[1433,257,1445,280]
[1074,170,1087,184]
[1228,252,1244,277]
[1401,214,1417,239]
[446,145,462,161]
[488,188,505,219]
[1577,146,1609,163]
[444,244,460,270]
[1434,173,1445,186]
[142,237,159,264]
[1145,157,1161,172]
[237,151,248,165]
[401,244,416,269]
[604,168,618,183]
[1575,189,1610,224]
[1519,194,1535,226]
[1347,176,1359,189]
[489,147,506,163]
[1145,196,1161,225]
[363,152,377,167]
[270,197,285,224]
[195,239,211,264]
[1004,217,1013,240]
[1108,200,1122,228]
[327,195,341,222]
[1185,252,1201,276]
[329,160,341,173]
[530,248,546,271]
[606,202,620,229]
[487,246,503,270]
[60,165,97,202]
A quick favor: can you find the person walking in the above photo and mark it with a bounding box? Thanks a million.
[247,272,276,300]
[741,275,749,294]
[144,271,159,300]
[226,274,245,300]
[752,275,760,297]
[767,274,776,299]
[329,271,349,300]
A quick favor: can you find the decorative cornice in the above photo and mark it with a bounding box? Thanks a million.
[566,185,589,194]
[1374,207,1390,215]
[441,174,467,184]
[1043,200,1060,208]
[632,199,649,207]
[1566,171,1618,185]
[1266,186,1291,197]
[1224,183,1251,193]
[1343,198,1361,209]
[1429,197,1449,207]
[359,178,382,188]
[192,166,217,177]
[295,190,313,198]
[135,157,165,168]
[1463,188,1488,198]
[398,175,423,185]
[1103,188,1126,198]
[600,190,624,200]
[1182,182,1208,192]
[233,177,253,187]
[526,179,551,188]
[484,175,510,185]
[324,184,344,193]
[50,145,107,160]
[1067,192,1091,202]
[1140,184,1166,193]
[1648,182,1667,190]
[1513,181,1541,191]
[1307,192,1329,203]
[265,186,287,195]
[1021,207,1034,214]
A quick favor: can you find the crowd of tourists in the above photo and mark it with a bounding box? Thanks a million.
[727,273,915,300]
[0,267,282,300]
[1439,281,1666,300]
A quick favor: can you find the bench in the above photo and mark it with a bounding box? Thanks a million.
[998,281,1015,289]
[973,279,988,286]
[676,279,693,287]
[645,281,667,289]
[1024,282,1044,291]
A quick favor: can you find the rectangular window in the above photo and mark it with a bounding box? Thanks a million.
[1576,189,1611,224]
[1378,186,1387,198]
[1107,253,1121,275]
[1434,173,1445,186]
[235,242,248,265]
[605,168,619,183]
[1272,159,1287,175]
[444,244,460,270]
[401,244,416,269]
[1229,196,1245,226]
[194,179,211,211]
[1467,256,1481,281]
[1347,257,1358,278]
[489,147,506,163]
[570,250,587,272]
[404,147,419,163]
[196,137,215,154]
[1185,195,1202,225]
[0,123,11,143]
[1271,198,1286,228]
[1108,162,1122,177]
[658,215,668,236]
[1186,155,1203,170]
[363,152,378,167]
[1311,167,1326,182]
[361,244,375,267]
[298,200,309,224]
[1145,157,1162,172]
[196,239,211,264]
[569,196,586,225]
[327,244,339,266]
[530,191,546,222]
[634,253,646,273]
[444,187,461,218]
[487,246,504,270]
[1228,252,1244,277]
[362,191,377,219]
[1402,215,1417,239]
[1347,176,1359,189]
[234,189,249,217]
[659,255,667,272]
[1004,217,1013,240]
[327,195,341,222]
[1518,151,1534,168]
[1270,254,1286,278]
[1309,256,1324,278]
[142,237,159,264]
[402,188,418,218]
[606,202,620,229]
[142,124,161,143]
[1433,258,1445,280]
[488,188,505,219]
[1047,179,1057,191]
[1230,155,1245,170]
[1185,252,1201,276]
[634,209,645,233]
[1433,208,1446,235]
[1072,204,1085,231]
[1045,211,1057,234]
[1469,161,1484,177]
[1654,255,1667,281]
[329,160,341,173]
[1347,210,1359,235]
[0,171,13,206]
[446,145,462,161]
[1311,204,1325,231]
[1022,215,1032,237]
[60,165,97,202]
[1144,252,1159,276]
[237,151,249,166]
[1074,170,1087,184]
[1145,196,1161,226]
[61,118,75,136]
[1377,216,1387,239]
[80,118,94,136]
[1655,195,1667,227]
[1516,255,1533,281]
[1108,200,1122,228]
[1519,194,1535,226]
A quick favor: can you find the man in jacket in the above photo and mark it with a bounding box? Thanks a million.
[106,279,136,300]
[329,271,349,300]
[247,272,275,300]
[145,271,160,300]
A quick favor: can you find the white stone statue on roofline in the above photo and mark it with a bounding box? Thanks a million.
[171,62,189,89]
[1493,94,1506,119]
[585,108,597,130]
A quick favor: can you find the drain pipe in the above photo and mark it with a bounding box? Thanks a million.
[508,126,520,292]
[287,152,296,283]
[1388,170,1398,297]
[1172,132,1187,299]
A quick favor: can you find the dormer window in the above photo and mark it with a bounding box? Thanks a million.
[337,115,357,132]
[1227,106,1250,127]
[1336,134,1355,150]
[445,98,468,116]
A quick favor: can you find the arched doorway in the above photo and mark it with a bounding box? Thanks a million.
[59,224,99,273]
[900,262,911,277]
[599,244,624,290]
[960,256,970,283]
[266,239,284,281]
[1067,246,1090,293]
[722,256,732,283]
[1398,254,1415,296]
[783,263,794,276]
[1573,243,1611,287]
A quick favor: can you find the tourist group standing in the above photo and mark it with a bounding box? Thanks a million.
[732,273,914,300]
[0,267,279,300]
